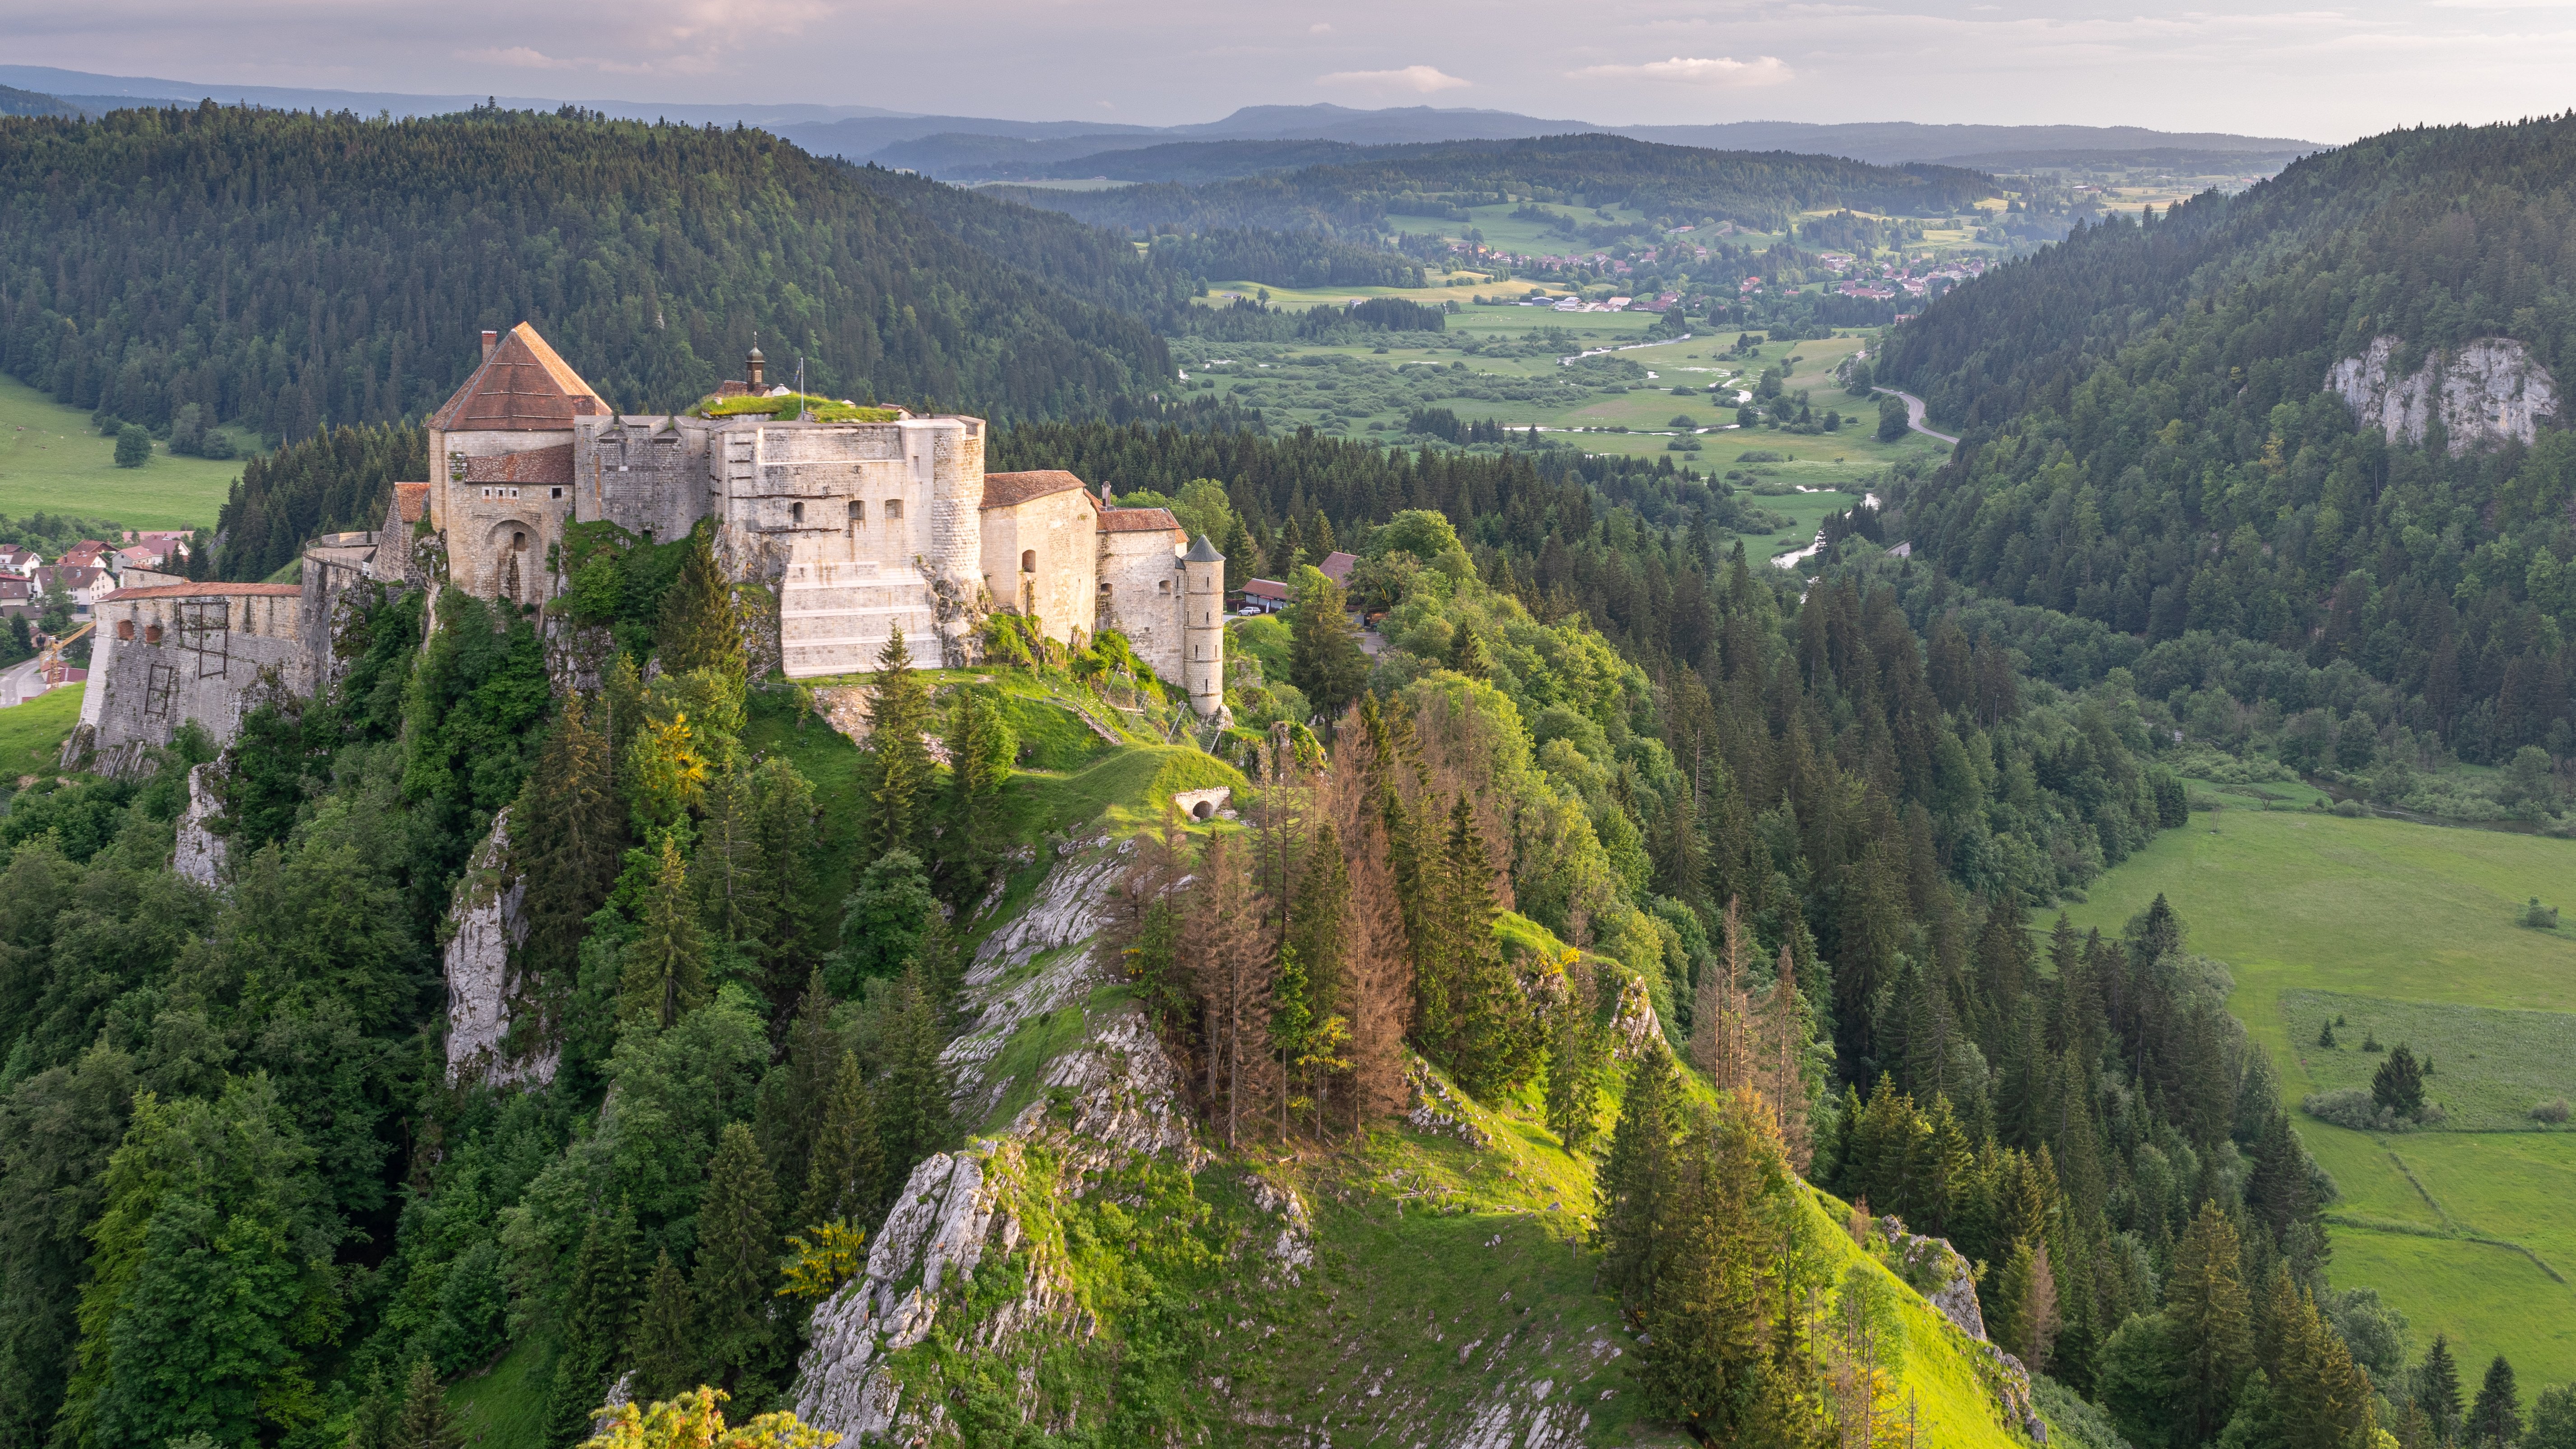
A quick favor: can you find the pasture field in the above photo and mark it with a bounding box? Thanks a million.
[2063,807,2576,1385]
[2283,989,2576,1131]
[0,683,82,778]
[1178,323,1943,500]
[0,375,245,530]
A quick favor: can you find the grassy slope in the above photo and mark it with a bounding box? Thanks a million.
[2063,808,2576,1385]
[0,683,83,778]
[942,732,2041,1445]
[0,376,246,530]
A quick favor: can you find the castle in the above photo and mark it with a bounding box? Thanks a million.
[75,323,1225,764]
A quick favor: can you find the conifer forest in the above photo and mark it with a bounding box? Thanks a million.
[0,90,2572,1449]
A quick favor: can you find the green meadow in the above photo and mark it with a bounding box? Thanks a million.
[0,375,246,531]
[2064,806,2576,1386]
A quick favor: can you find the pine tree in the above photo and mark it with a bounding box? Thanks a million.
[1449,624,1489,679]
[543,1203,641,1448]
[515,692,628,1000]
[1290,822,1351,1023]
[1340,808,1414,1129]
[747,756,821,1001]
[2420,1334,2465,1445]
[1271,941,1314,1136]
[388,1360,464,1449]
[1185,831,1272,1146]
[2374,1043,2427,1119]
[629,1251,697,1403]
[1541,957,1609,1156]
[621,837,710,1029]
[876,964,954,1186]
[657,525,745,683]
[1691,896,1755,1093]
[1435,795,1537,1100]
[801,1050,885,1229]
[1221,513,1256,594]
[862,625,935,861]
[2253,1268,2376,1449]
[692,1122,779,1389]
[695,762,769,948]
[1288,572,1369,721]
[1596,1047,1682,1315]
[2168,1200,2253,1444]
[1760,942,1815,1169]
[943,685,1013,883]
[2469,1356,2521,1448]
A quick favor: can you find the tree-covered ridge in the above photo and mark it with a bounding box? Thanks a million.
[998,134,2000,245]
[0,104,1169,441]
[1877,114,2576,765]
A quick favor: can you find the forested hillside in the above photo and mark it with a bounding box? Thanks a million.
[0,105,1170,440]
[1,385,2422,1449]
[1879,115,2576,765]
[996,134,1998,244]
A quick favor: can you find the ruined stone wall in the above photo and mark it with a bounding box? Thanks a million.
[84,589,312,754]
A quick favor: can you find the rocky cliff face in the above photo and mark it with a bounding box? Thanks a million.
[791,839,1205,1441]
[441,810,554,1088]
[172,762,226,889]
[2329,335,2558,452]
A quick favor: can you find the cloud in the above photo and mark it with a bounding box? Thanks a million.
[1317,64,1469,93]
[1569,55,1794,86]
[1310,22,1333,33]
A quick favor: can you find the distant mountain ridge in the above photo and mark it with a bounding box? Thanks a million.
[0,66,2316,169]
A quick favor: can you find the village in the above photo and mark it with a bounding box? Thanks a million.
[0,528,195,706]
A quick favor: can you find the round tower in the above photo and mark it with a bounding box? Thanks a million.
[1181,533,1226,718]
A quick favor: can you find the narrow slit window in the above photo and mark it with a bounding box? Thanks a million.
[1021,549,1036,573]
[790,501,805,524]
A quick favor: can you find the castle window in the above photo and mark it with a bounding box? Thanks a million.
[551,487,564,499]
[1100,582,1112,595]
[849,501,864,524]
[884,499,904,520]
[1021,550,1036,573]
[791,501,805,524]
[1158,580,1170,594]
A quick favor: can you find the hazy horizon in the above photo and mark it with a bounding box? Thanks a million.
[6,0,2572,147]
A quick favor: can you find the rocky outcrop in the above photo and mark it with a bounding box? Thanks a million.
[2329,335,2558,452]
[1404,1055,1495,1147]
[172,762,226,888]
[1878,1216,2042,1441]
[442,810,553,1088]
[791,840,1203,1441]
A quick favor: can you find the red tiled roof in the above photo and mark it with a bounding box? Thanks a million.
[979,469,1090,510]
[1242,578,1290,600]
[392,482,431,523]
[429,323,610,432]
[1098,506,1182,534]
[1318,550,1358,582]
[101,582,302,602]
[460,445,574,485]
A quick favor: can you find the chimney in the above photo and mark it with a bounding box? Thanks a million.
[746,344,766,390]
[481,329,499,361]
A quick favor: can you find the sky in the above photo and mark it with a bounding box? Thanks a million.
[8,0,2576,144]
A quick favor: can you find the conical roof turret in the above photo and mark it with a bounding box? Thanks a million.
[1184,533,1225,563]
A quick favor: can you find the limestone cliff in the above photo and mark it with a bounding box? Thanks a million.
[441,809,554,1088]
[172,762,227,889]
[2328,334,2558,451]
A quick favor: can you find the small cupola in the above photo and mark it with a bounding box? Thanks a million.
[746,344,766,390]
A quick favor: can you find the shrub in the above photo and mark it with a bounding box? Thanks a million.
[1735,449,1788,462]
[2332,798,2368,817]
[2361,1031,2382,1052]
[1669,414,1696,427]
[113,423,151,468]
[2532,1098,2571,1124]
[2303,1088,2440,1132]
[2520,897,2560,930]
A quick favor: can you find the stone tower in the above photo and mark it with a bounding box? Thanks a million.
[1181,533,1226,718]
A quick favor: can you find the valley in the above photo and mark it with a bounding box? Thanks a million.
[2066,806,2576,1385]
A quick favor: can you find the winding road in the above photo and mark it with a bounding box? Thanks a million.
[1871,386,1960,446]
